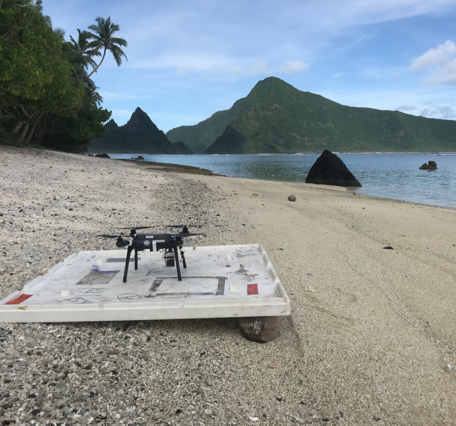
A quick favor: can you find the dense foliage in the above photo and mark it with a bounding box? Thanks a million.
[0,0,125,152]
[168,77,456,154]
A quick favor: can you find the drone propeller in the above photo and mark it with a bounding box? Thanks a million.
[98,234,129,239]
[178,232,204,237]
[167,224,206,228]
[117,226,154,230]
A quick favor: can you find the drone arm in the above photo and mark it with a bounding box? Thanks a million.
[134,249,138,270]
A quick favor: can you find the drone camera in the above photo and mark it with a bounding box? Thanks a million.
[164,253,175,267]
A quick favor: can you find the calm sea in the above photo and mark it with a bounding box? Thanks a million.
[108,153,456,209]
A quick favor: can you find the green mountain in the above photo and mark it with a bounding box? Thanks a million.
[167,77,456,154]
[88,108,192,154]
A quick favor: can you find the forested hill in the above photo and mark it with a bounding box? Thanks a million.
[167,77,456,154]
[88,108,192,154]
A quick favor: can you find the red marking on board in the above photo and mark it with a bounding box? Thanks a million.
[247,284,258,295]
[5,294,32,305]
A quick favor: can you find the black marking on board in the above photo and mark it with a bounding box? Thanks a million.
[155,292,216,297]
[154,276,227,280]
[234,264,258,280]
[82,288,104,295]
[106,257,140,263]
[145,279,163,298]
[145,276,227,298]
[216,277,226,295]
[117,293,141,302]
[66,297,90,304]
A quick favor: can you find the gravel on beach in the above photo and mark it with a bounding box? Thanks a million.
[1,145,456,426]
[0,146,298,426]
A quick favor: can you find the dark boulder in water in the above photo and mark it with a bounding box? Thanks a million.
[95,153,110,158]
[419,161,437,170]
[306,150,361,187]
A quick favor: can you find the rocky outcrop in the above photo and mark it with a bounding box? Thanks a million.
[88,108,192,154]
[419,161,437,170]
[305,150,362,187]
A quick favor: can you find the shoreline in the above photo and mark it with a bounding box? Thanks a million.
[112,154,456,211]
[1,145,456,424]
[116,158,224,176]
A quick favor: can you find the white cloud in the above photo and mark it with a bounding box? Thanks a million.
[410,40,456,71]
[410,40,456,85]
[332,72,344,78]
[279,60,309,75]
[420,104,456,118]
[321,87,456,121]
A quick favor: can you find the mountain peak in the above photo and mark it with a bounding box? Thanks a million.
[133,107,146,115]
[88,108,192,154]
[106,119,119,128]
[253,76,293,90]
[170,77,456,154]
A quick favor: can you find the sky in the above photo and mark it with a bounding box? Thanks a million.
[44,0,456,133]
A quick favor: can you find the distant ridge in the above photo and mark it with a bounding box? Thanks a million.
[167,77,456,154]
[89,108,192,154]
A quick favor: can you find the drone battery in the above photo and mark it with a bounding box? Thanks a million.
[164,253,175,267]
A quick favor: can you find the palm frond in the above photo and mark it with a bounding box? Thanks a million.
[110,45,128,66]
[54,27,65,39]
[110,37,128,47]
[85,16,128,74]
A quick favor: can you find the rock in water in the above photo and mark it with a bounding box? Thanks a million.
[305,150,361,187]
[420,161,437,170]
[95,153,110,158]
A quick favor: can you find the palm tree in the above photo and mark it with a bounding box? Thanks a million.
[86,17,127,78]
[69,29,101,70]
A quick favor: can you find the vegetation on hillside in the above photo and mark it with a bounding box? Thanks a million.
[0,0,126,152]
[169,77,456,154]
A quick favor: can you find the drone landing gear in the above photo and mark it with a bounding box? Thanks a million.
[122,245,188,283]
[123,246,137,283]
[174,245,181,281]
[173,245,188,281]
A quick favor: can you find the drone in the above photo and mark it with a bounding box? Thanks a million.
[99,225,203,282]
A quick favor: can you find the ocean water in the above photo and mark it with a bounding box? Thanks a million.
[108,153,456,209]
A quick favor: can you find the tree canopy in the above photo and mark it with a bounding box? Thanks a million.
[0,0,126,152]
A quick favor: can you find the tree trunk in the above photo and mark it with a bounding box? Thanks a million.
[17,123,29,144]
[12,121,24,134]
[87,47,107,78]
[24,122,38,144]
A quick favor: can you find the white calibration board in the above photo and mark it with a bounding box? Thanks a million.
[0,244,290,323]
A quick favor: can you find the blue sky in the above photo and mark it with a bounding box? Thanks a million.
[44,0,456,132]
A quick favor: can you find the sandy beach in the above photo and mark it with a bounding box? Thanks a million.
[1,144,456,425]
